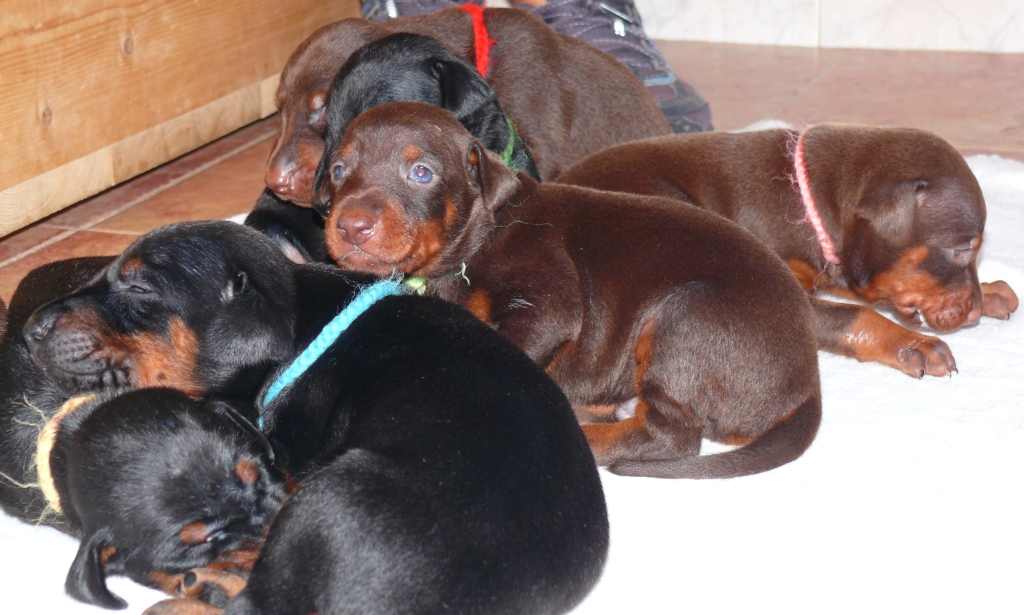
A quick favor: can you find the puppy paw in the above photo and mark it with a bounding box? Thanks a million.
[897,335,956,378]
[177,568,247,608]
[142,597,224,615]
[981,281,1018,319]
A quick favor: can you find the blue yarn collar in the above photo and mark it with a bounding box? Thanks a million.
[259,279,408,424]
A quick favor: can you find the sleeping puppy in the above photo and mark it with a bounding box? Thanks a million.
[29,221,609,614]
[0,257,113,529]
[314,103,821,479]
[248,31,539,264]
[264,6,670,204]
[44,388,283,609]
[23,225,297,408]
[554,125,1019,378]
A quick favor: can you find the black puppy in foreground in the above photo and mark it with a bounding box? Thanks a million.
[27,221,609,615]
[248,32,539,264]
[50,389,283,609]
[0,260,283,608]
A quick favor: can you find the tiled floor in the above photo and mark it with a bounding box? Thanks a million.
[2,41,1023,302]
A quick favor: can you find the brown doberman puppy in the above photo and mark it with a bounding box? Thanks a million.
[555,125,1019,378]
[265,6,671,204]
[313,102,821,479]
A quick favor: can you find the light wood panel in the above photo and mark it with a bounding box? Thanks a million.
[0,0,359,238]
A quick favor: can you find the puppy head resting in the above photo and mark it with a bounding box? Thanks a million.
[50,388,284,609]
[24,221,298,398]
[265,18,387,206]
[805,124,987,332]
[316,102,520,278]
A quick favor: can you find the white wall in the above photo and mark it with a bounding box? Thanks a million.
[633,0,1024,52]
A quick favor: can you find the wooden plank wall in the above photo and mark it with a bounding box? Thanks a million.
[0,0,360,238]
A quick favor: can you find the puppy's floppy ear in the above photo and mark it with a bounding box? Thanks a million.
[65,528,126,609]
[842,213,891,290]
[857,181,919,247]
[222,270,249,302]
[467,142,519,212]
[432,59,492,123]
[213,400,275,465]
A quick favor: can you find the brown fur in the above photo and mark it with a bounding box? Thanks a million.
[319,103,821,479]
[555,124,1018,378]
[265,7,670,204]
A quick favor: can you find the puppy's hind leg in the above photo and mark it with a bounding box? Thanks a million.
[582,315,703,466]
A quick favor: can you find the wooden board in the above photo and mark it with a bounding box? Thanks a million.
[0,0,359,238]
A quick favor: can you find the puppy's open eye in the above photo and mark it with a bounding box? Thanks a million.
[331,162,345,182]
[410,165,433,183]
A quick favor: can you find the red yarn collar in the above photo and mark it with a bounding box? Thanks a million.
[459,4,494,76]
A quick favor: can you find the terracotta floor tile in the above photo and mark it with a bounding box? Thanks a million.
[775,48,1024,151]
[93,139,273,235]
[659,40,849,132]
[0,225,69,266]
[0,231,138,302]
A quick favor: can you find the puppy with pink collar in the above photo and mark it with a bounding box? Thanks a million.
[556,124,1018,378]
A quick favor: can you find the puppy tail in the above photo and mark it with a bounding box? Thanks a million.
[609,395,821,479]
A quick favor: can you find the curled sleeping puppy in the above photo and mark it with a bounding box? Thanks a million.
[27,221,609,615]
[313,102,822,479]
[554,125,1019,378]
[41,388,283,609]
[23,225,300,411]
[248,31,539,264]
[0,257,114,529]
[264,6,669,206]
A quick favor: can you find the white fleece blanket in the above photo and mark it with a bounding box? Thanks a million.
[2,155,1021,614]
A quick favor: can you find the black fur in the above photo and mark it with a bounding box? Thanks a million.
[32,221,607,614]
[52,389,283,608]
[0,257,112,529]
[244,189,330,265]
[23,224,297,412]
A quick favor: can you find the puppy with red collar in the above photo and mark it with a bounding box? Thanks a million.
[555,125,1019,378]
[313,102,822,479]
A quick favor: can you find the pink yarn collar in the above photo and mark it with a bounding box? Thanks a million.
[792,130,840,266]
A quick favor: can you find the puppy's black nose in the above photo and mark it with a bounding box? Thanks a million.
[337,210,378,246]
[24,310,59,347]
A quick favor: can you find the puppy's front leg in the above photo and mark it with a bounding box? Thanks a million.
[812,297,956,378]
[980,281,1018,319]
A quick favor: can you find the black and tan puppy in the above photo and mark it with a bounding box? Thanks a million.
[315,102,821,479]
[554,125,1019,378]
[0,257,113,528]
[45,388,283,609]
[29,221,609,615]
[249,31,539,264]
[23,226,297,407]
